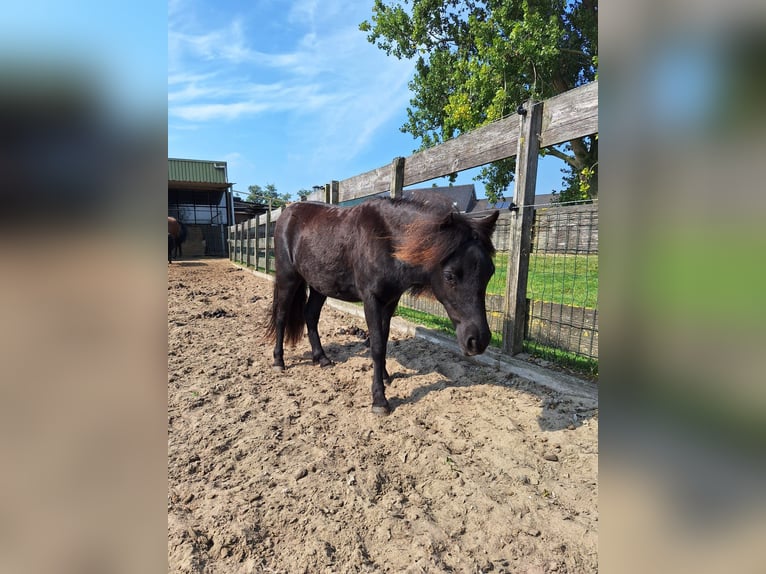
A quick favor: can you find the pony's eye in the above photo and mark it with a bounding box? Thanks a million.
[443,270,456,285]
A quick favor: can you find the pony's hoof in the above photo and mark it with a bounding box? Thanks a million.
[311,355,335,368]
[272,365,285,372]
[371,403,391,416]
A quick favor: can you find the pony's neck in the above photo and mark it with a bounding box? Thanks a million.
[388,201,465,280]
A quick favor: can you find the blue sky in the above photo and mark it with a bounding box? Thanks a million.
[169,0,566,201]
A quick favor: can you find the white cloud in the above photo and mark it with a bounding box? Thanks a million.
[170,23,283,67]
[168,1,415,167]
[171,101,270,121]
[168,71,219,86]
[169,79,340,121]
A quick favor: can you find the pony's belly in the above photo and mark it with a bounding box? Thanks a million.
[330,291,361,303]
[309,279,360,302]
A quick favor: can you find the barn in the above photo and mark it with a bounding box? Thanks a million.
[168,158,234,257]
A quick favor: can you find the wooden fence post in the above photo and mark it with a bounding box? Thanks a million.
[330,180,339,204]
[322,182,339,204]
[390,157,405,199]
[233,222,239,263]
[265,207,272,274]
[237,221,242,263]
[246,218,252,267]
[502,100,542,355]
[243,221,248,263]
[254,213,261,271]
[231,223,236,261]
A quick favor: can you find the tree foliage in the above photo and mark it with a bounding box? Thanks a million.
[246,184,291,207]
[360,0,598,203]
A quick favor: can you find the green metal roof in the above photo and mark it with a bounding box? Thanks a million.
[168,158,228,184]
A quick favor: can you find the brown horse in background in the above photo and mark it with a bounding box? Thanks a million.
[266,190,499,415]
[168,216,187,262]
[168,232,175,264]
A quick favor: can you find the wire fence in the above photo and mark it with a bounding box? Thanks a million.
[396,200,598,371]
[525,202,598,368]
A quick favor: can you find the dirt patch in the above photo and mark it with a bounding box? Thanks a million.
[168,259,598,573]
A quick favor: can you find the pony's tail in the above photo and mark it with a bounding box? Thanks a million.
[178,222,188,245]
[266,278,307,346]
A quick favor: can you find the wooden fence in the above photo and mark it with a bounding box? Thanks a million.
[228,205,284,275]
[228,81,598,363]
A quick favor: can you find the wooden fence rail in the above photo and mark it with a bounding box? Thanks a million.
[229,81,598,364]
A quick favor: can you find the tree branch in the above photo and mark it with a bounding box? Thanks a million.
[569,136,590,167]
[545,147,578,168]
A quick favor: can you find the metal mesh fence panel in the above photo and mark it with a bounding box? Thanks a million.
[525,201,598,369]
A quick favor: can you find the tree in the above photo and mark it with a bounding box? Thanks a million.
[246,184,291,207]
[360,0,598,202]
[297,188,312,201]
[552,136,598,204]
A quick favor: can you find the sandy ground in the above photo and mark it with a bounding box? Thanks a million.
[168,258,598,573]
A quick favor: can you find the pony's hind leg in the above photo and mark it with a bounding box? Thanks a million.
[271,296,287,371]
[305,287,332,367]
[270,273,308,371]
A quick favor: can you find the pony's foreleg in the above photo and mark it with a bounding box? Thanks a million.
[363,297,395,416]
[305,288,332,367]
[379,298,399,386]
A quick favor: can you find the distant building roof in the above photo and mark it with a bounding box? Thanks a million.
[232,198,268,223]
[414,184,477,212]
[534,193,556,206]
[472,193,557,212]
[338,183,477,211]
[168,158,230,189]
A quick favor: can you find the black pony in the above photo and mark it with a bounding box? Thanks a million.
[266,191,499,415]
[168,233,175,264]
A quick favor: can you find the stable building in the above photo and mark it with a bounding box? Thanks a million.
[168,158,234,257]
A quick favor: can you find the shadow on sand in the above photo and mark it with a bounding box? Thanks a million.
[282,328,597,432]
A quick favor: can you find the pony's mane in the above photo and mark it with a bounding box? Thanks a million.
[383,189,457,214]
[392,201,497,271]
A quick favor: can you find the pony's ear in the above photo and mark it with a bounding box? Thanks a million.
[471,210,499,239]
[438,212,455,229]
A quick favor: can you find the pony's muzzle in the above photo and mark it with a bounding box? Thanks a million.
[457,323,491,356]
[465,336,481,356]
